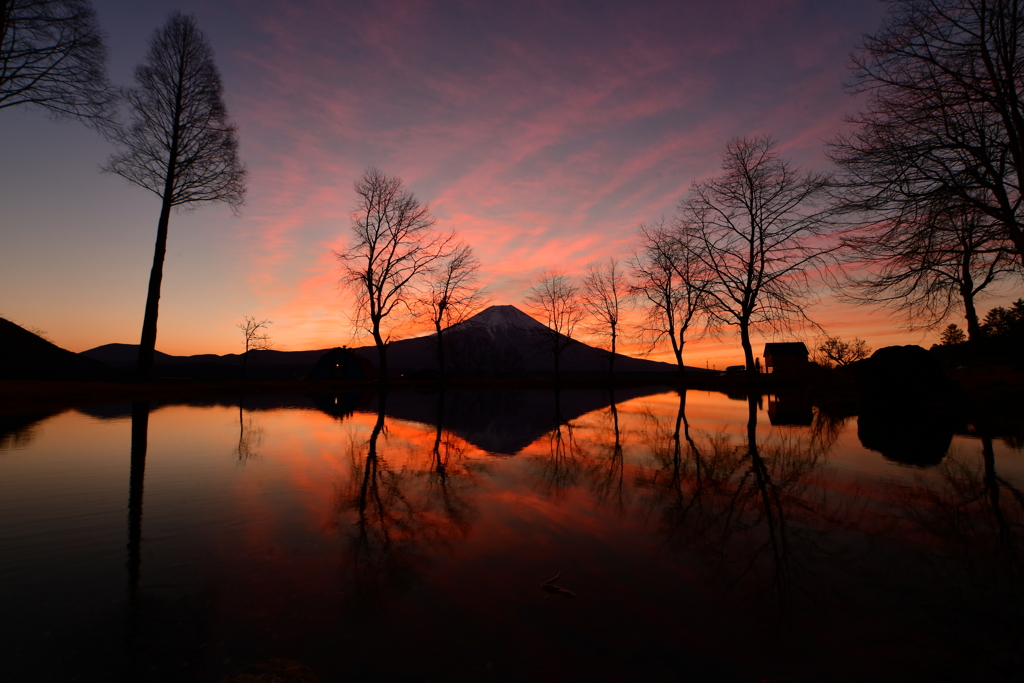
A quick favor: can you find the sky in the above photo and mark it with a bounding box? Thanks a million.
[2,0,1020,367]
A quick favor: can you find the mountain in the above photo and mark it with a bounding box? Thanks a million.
[365,305,704,375]
[79,305,709,379]
[0,317,116,381]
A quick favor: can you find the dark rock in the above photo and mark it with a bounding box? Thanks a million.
[218,658,321,683]
[845,345,951,396]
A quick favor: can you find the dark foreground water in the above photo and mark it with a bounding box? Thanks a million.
[1,388,1022,682]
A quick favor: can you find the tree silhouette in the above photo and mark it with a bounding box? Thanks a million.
[338,167,451,382]
[839,198,1018,343]
[524,271,585,383]
[630,221,709,373]
[418,239,486,380]
[829,0,1024,268]
[813,335,872,367]
[105,12,245,382]
[682,135,832,374]
[0,0,114,125]
[580,257,631,376]
[237,316,272,381]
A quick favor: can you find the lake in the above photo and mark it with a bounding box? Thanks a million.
[1,387,1022,682]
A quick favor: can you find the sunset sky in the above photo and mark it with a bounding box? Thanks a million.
[2,0,1020,367]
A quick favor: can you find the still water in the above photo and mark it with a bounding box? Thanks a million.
[1,388,1022,682]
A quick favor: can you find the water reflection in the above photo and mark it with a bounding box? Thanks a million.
[233,398,265,462]
[127,400,148,603]
[636,393,837,603]
[858,406,955,467]
[2,389,1022,682]
[334,392,477,590]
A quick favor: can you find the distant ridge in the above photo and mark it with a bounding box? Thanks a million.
[78,305,711,379]
[0,318,115,381]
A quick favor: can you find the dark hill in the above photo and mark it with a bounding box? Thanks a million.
[81,344,333,381]
[78,305,710,380]
[0,318,116,381]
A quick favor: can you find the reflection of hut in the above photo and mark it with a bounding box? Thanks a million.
[763,342,809,373]
[767,394,813,426]
[309,348,376,381]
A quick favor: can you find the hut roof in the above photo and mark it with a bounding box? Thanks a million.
[763,342,809,357]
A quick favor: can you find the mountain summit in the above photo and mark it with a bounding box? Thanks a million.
[355,304,700,376]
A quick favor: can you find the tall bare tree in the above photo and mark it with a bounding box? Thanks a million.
[419,239,487,379]
[581,257,631,375]
[524,271,585,383]
[629,221,709,373]
[237,316,272,381]
[105,12,245,382]
[338,167,451,381]
[829,0,1024,268]
[0,0,113,124]
[682,135,832,374]
[840,200,1018,343]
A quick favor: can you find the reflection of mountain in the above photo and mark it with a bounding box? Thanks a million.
[81,306,708,380]
[356,386,671,455]
[0,412,55,450]
[1,317,115,381]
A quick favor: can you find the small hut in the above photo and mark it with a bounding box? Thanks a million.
[763,342,809,373]
[309,348,376,381]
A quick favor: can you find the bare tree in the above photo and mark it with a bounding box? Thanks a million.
[682,135,832,374]
[524,271,585,383]
[580,257,631,375]
[840,200,1018,343]
[237,316,272,381]
[629,221,710,374]
[829,0,1024,268]
[338,167,451,381]
[813,336,872,367]
[418,239,487,379]
[0,0,113,124]
[105,12,246,382]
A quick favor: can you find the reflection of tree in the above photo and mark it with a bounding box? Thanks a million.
[233,398,264,462]
[887,437,1024,678]
[334,393,476,588]
[584,388,627,512]
[535,389,583,496]
[426,391,476,537]
[637,392,832,600]
[128,400,149,604]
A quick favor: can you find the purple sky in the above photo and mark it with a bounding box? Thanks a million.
[2,0,1017,365]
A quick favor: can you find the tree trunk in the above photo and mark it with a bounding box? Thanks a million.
[740,319,755,375]
[668,319,683,370]
[135,193,173,382]
[240,348,249,381]
[608,323,616,378]
[959,252,981,346]
[435,318,445,380]
[372,317,387,383]
[135,56,183,383]
[676,327,687,377]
